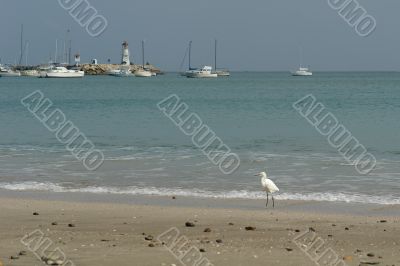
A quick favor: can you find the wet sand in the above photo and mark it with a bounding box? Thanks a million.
[0,192,399,266]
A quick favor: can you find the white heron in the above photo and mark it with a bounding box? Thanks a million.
[255,171,279,208]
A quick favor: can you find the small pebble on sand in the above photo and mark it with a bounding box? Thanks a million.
[185,222,195,227]
[33,212,39,216]
[145,235,153,241]
[216,239,223,243]
[204,228,211,233]
[245,226,256,231]
[68,223,75,228]
[285,248,293,252]
[199,248,205,252]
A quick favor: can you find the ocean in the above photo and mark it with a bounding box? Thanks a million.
[1,72,399,204]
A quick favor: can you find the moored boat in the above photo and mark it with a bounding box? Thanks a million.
[45,66,84,78]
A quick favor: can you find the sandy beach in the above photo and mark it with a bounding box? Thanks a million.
[0,192,399,266]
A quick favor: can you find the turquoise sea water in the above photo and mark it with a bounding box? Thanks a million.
[0,72,399,204]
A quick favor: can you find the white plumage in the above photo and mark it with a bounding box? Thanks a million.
[255,171,279,208]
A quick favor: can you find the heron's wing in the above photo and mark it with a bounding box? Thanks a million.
[262,179,279,193]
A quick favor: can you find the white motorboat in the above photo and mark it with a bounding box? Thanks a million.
[292,67,313,76]
[45,66,84,78]
[0,65,21,77]
[186,66,218,78]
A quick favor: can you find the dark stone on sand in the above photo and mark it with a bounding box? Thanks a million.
[228,222,234,226]
[10,255,19,260]
[172,196,176,199]
[51,222,58,226]
[33,212,39,216]
[367,253,375,257]
[199,248,206,252]
[204,228,211,233]
[145,235,154,241]
[216,239,223,243]
[19,251,27,256]
[68,223,75,227]
[309,227,316,232]
[185,222,195,227]
[379,220,387,223]
[285,248,293,252]
[148,243,155,247]
[359,262,380,265]
[328,234,333,237]
[345,227,349,230]
[245,226,256,231]
[101,239,110,242]
[295,229,300,232]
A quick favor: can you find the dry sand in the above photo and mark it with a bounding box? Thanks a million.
[0,194,399,266]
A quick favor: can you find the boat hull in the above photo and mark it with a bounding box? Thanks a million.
[134,70,152,77]
[0,72,21,77]
[45,71,84,78]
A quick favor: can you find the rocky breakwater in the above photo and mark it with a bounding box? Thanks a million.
[81,64,162,75]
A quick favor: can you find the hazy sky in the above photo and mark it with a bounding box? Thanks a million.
[0,0,398,71]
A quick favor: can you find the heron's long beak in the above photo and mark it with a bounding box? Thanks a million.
[254,174,260,176]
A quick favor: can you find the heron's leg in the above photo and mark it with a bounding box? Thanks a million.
[272,195,275,208]
[266,192,269,208]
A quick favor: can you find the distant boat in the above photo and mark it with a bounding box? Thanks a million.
[0,65,21,77]
[44,66,84,78]
[108,67,132,77]
[213,39,230,77]
[21,69,39,77]
[292,47,312,76]
[186,66,218,78]
[134,40,153,77]
[181,41,217,78]
[292,67,312,76]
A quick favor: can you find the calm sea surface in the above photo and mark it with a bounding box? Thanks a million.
[0,72,399,204]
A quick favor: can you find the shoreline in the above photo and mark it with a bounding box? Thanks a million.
[0,192,399,266]
[1,189,400,217]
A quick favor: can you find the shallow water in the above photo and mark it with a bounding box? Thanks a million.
[0,72,399,204]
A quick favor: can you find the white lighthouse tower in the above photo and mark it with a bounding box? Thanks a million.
[74,53,81,66]
[121,41,130,66]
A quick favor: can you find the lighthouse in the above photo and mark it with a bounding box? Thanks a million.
[121,41,130,65]
[74,53,81,66]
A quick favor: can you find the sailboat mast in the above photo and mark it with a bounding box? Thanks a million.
[214,39,217,71]
[188,41,192,70]
[55,39,58,64]
[25,41,29,66]
[142,40,145,68]
[19,24,24,66]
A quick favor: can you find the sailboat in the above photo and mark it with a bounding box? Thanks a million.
[184,41,217,78]
[134,40,153,77]
[0,64,21,77]
[292,47,312,76]
[213,40,230,77]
